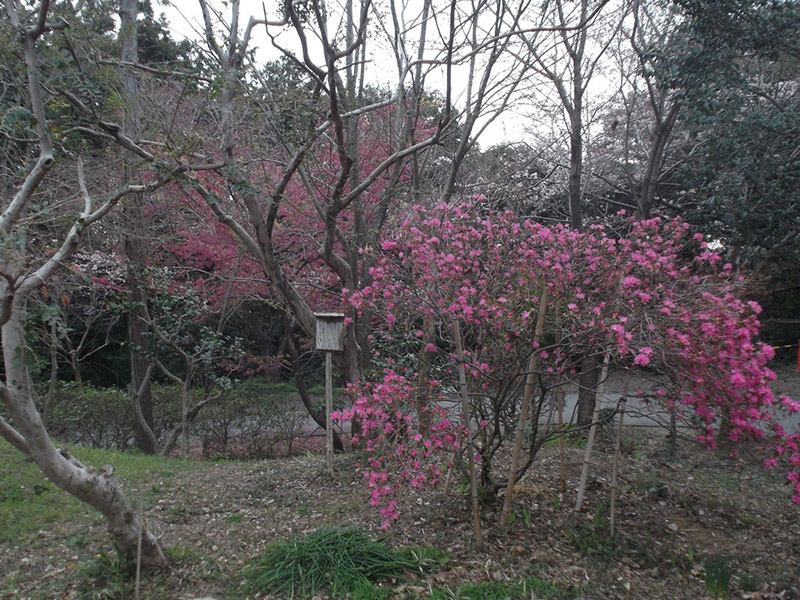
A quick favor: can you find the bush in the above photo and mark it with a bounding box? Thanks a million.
[193,381,310,459]
[41,382,185,450]
[34,379,312,456]
[45,383,133,449]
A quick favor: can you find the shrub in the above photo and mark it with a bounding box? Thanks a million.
[45,383,133,449]
[193,381,309,459]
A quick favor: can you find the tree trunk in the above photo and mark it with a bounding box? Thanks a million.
[119,0,155,454]
[576,353,600,426]
[1,0,167,570]
[500,287,550,526]
[453,319,483,548]
[575,351,611,512]
[568,111,584,231]
[43,310,58,428]
[638,103,679,220]
[285,320,344,452]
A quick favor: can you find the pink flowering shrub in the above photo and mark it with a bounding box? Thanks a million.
[341,203,799,523]
[333,371,461,528]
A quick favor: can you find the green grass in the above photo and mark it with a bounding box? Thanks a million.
[427,577,571,600]
[243,526,443,598]
[0,442,208,544]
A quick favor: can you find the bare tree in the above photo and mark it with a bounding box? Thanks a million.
[118,0,159,454]
[620,0,681,220]
[516,0,628,425]
[184,0,544,391]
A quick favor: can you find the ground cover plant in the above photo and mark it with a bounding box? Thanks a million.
[242,526,442,598]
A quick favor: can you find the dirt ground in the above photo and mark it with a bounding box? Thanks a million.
[2,367,800,599]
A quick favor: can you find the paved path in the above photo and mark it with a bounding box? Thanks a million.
[299,368,800,436]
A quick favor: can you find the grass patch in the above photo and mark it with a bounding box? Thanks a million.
[243,526,442,598]
[73,551,131,600]
[704,555,731,599]
[427,577,571,600]
[0,443,208,543]
[568,504,617,556]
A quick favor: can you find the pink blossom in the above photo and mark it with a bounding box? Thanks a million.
[633,347,653,366]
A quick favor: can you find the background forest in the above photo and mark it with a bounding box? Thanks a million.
[1,0,799,598]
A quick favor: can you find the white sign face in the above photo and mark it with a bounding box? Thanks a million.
[315,313,345,352]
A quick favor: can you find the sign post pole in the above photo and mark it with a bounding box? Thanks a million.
[325,351,333,474]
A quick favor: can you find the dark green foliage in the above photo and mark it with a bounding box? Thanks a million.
[662,0,800,248]
[739,572,760,593]
[136,0,194,67]
[633,0,800,348]
[242,527,439,598]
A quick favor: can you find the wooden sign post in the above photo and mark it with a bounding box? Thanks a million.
[315,313,344,474]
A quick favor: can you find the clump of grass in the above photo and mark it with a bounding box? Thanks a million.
[243,527,440,598]
[74,551,130,600]
[704,555,731,599]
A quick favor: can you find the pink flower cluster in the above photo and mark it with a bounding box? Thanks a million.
[332,370,461,529]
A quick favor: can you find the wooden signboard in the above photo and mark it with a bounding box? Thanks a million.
[315,312,345,352]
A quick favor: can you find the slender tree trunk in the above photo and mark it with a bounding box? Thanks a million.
[127,238,155,453]
[285,320,344,451]
[181,378,191,457]
[576,353,600,426]
[575,351,611,512]
[414,314,437,434]
[119,0,155,454]
[500,288,549,526]
[568,112,584,231]
[43,309,58,428]
[609,373,630,537]
[638,103,679,220]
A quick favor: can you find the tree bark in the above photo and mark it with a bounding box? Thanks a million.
[638,103,679,220]
[285,320,344,452]
[0,0,168,570]
[453,319,483,548]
